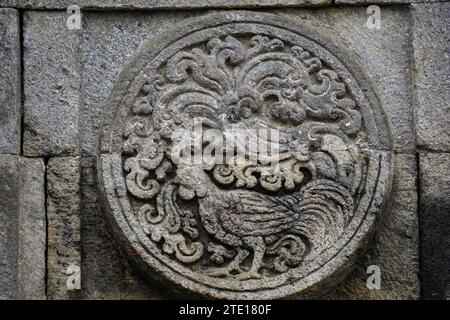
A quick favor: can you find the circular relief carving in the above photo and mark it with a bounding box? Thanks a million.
[98,11,393,299]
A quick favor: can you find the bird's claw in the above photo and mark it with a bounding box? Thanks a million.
[206,265,243,278]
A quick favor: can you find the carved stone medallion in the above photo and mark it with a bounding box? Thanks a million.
[98,11,393,299]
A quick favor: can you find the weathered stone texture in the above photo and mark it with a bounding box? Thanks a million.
[0,9,20,154]
[0,155,46,300]
[17,157,46,300]
[47,157,81,299]
[275,6,415,152]
[325,154,419,299]
[96,10,394,299]
[82,10,203,156]
[412,2,450,151]
[77,7,420,299]
[0,3,447,301]
[80,157,158,299]
[83,7,413,156]
[10,0,448,9]
[0,155,19,299]
[0,1,18,8]
[23,11,82,157]
[337,0,446,4]
[419,153,450,299]
[16,0,330,10]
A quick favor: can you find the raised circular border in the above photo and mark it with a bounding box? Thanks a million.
[97,11,394,299]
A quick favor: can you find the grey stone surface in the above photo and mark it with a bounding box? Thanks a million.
[83,6,412,155]
[0,1,17,8]
[23,11,82,157]
[5,0,446,8]
[419,153,450,299]
[336,0,446,4]
[412,2,450,151]
[80,157,159,299]
[0,9,20,154]
[325,154,420,299]
[16,0,330,10]
[82,10,203,156]
[0,155,46,300]
[5,0,447,8]
[0,155,19,299]
[273,6,415,152]
[47,156,81,299]
[17,157,46,300]
[10,0,449,9]
[78,7,421,299]
[97,10,393,299]
[1,3,446,300]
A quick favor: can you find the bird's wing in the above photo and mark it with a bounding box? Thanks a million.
[218,191,300,237]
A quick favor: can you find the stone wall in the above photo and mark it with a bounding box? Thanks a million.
[0,0,448,300]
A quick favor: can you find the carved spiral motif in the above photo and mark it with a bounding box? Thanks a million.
[98,12,392,299]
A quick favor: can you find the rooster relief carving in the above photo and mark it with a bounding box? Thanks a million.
[156,166,354,279]
[122,34,364,279]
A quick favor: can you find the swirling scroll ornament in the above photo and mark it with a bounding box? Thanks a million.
[99,12,392,299]
[121,34,365,272]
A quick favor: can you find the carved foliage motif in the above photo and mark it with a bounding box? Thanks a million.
[99,12,391,298]
[122,34,365,278]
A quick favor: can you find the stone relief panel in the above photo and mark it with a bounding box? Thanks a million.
[2,1,448,301]
[98,11,393,299]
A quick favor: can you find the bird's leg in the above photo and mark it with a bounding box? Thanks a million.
[236,236,265,280]
[206,248,249,277]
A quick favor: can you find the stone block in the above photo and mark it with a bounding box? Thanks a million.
[0,155,19,299]
[419,153,450,299]
[83,6,413,157]
[96,10,394,299]
[47,156,81,299]
[0,9,20,154]
[17,157,46,299]
[81,10,204,156]
[324,154,420,299]
[8,4,444,300]
[0,155,46,300]
[80,157,159,299]
[412,2,450,151]
[0,1,18,8]
[336,0,446,4]
[17,0,330,10]
[23,11,82,156]
[274,6,415,151]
